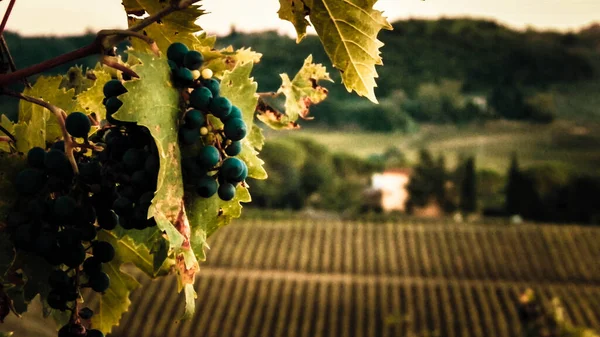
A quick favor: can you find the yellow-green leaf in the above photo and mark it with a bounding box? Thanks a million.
[283,0,392,103]
[278,0,310,42]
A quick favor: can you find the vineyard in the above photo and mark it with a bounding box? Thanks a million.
[5,219,600,337]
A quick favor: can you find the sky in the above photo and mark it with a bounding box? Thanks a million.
[1,0,599,37]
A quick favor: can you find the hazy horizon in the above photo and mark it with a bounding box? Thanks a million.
[1,0,599,38]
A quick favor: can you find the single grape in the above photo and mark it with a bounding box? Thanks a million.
[189,87,213,111]
[225,140,242,156]
[79,307,94,320]
[47,290,67,310]
[14,168,46,195]
[209,96,232,119]
[201,68,213,80]
[65,112,91,138]
[179,127,200,145]
[224,117,247,141]
[174,67,194,87]
[58,228,83,248]
[112,196,133,217]
[35,232,58,255]
[196,175,218,198]
[104,96,123,115]
[202,78,220,97]
[58,323,85,337]
[220,157,246,182]
[44,149,70,174]
[122,148,146,172]
[131,170,148,190]
[83,256,102,275]
[89,271,110,292]
[196,145,220,169]
[60,286,79,302]
[184,50,204,70]
[144,154,159,176]
[93,241,115,263]
[235,162,248,182]
[218,182,236,201]
[103,79,127,98]
[191,69,201,80]
[78,161,102,182]
[184,109,205,129]
[45,245,63,266]
[97,209,118,230]
[223,105,242,122]
[27,147,46,168]
[167,60,177,71]
[54,196,77,219]
[62,243,86,268]
[200,126,209,135]
[87,329,105,337]
[79,224,97,241]
[52,140,65,152]
[166,42,189,65]
[48,269,70,289]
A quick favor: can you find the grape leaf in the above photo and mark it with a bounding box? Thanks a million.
[75,67,113,122]
[248,125,265,151]
[278,0,310,42]
[112,226,173,276]
[59,66,95,95]
[112,50,198,318]
[0,152,24,221]
[0,115,14,152]
[0,332,14,337]
[279,0,392,103]
[113,51,185,252]
[199,46,263,80]
[91,231,154,334]
[278,54,332,120]
[123,0,206,52]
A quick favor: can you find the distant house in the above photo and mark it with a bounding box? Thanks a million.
[368,169,412,212]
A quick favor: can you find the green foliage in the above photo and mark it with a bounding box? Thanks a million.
[278,0,392,102]
[459,156,477,213]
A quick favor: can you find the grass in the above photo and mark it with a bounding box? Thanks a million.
[268,119,600,174]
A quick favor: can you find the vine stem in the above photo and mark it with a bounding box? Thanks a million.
[0,0,201,87]
[0,124,15,142]
[0,89,79,174]
[0,0,17,36]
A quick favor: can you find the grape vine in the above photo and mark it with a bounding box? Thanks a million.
[0,0,391,336]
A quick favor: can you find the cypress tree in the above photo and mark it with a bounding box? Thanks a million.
[505,153,522,215]
[459,156,477,213]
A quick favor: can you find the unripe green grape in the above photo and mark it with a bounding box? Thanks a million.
[209,96,232,119]
[179,127,200,145]
[104,96,123,115]
[223,105,242,122]
[167,42,189,65]
[220,157,245,182]
[93,241,115,263]
[65,112,91,138]
[196,145,220,169]
[184,109,205,129]
[174,67,194,87]
[196,175,218,198]
[54,196,77,219]
[218,182,236,201]
[201,68,213,80]
[103,79,127,98]
[200,126,209,135]
[224,117,247,141]
[184,50,204,70]
[191,70,201,80]
[89,271,110,292]
[202,78,220,97]
[27,147,46,168]
[225,140,242,156]
[15,168,46,195]
[189,87,213,111]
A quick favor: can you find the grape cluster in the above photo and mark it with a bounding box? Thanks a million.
[58,307,104,337]
[98,80,159,230]
[167,42,249,202]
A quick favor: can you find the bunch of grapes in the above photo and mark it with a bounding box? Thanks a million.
[166,42,249,202]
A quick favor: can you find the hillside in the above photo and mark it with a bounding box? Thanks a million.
[1,19,599,126]
[5,219,600,337]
